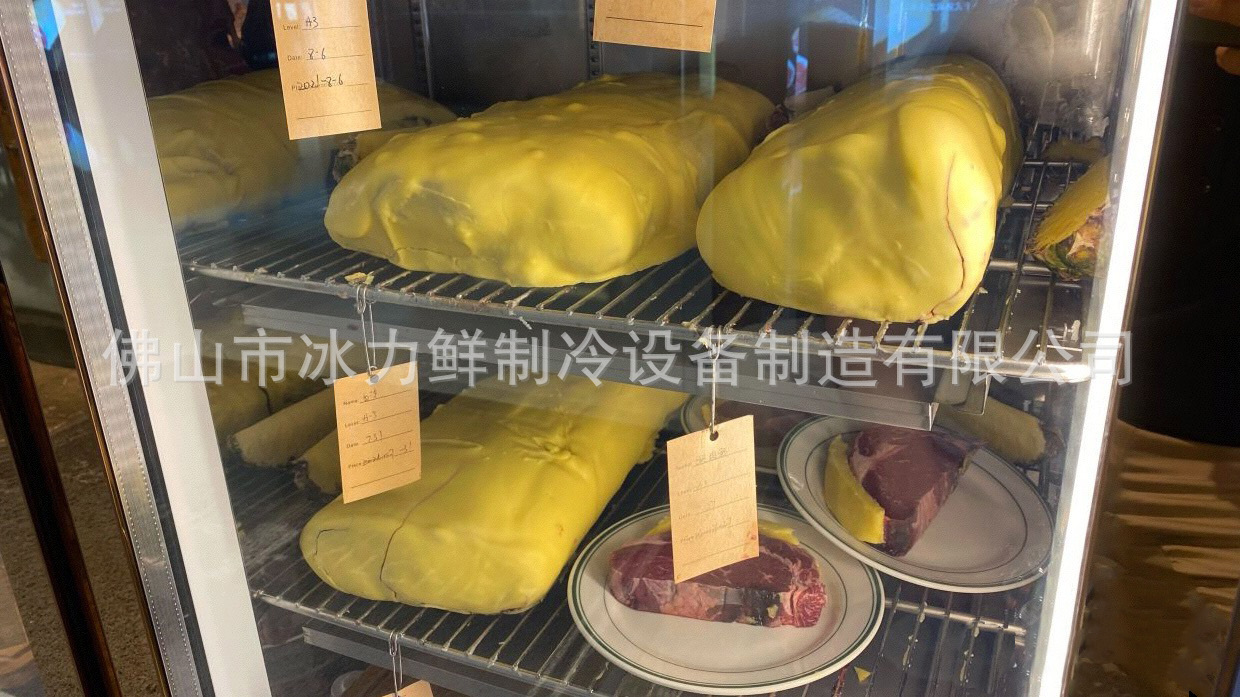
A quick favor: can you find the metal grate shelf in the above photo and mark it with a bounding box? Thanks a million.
[180,123,1093,383]
[233,448,1041,697]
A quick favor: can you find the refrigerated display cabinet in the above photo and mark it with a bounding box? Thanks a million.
[0,0,1183,695]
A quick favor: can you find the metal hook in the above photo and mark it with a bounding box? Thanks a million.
[699,326,722,440]
[388,630,403,695]
[350,275,380,379]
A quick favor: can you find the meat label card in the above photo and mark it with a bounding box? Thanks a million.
[666,415,759,582]
[269,0,382,140]
[593,0,718,53]
[334,363,421,503]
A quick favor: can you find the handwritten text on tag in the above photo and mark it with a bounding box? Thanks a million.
[666,415,758,582]
[334,364,421,503]
[270,0,382,139]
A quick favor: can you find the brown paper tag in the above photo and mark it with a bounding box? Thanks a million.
[382,680,434,697]
[593,0,718,53]
[334,364,421,503]
[270,0,382,140]
[666,415,759,582]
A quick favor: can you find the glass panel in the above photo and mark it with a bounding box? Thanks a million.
[0,151,167,694]
[22,0,1161,694]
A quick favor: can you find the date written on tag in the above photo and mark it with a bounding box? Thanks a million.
[334,363,421,503]
[666,415,759,582]
[270,0,382,139]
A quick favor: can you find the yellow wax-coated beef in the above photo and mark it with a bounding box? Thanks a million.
[150,69,456,231]
[300,377,686,614]
[324,73,774,287]
[697,56,1020,323]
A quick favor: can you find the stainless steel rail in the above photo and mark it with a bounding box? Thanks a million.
[233,453,1042,697]
[180,123,1091,383]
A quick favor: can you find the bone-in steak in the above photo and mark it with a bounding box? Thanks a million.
[607,532,826,627]
[849,426,976,556]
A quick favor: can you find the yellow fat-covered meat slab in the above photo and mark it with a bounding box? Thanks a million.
[697,56,1020,323]
[228,389,335,467]
[150,69,455,231]
[823,436,885,544]
[324,73,774,287]
[939,400,1048,465]
[300,377,686,614]
[301,429,342,495]
[204,361,270,441]
[1028,154,1110,280]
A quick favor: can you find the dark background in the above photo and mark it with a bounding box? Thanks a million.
[1118,25,1240,447]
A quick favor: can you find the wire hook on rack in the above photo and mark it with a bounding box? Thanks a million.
[698,326,724,441]
[348,272,380,381]
[388,629,404,696]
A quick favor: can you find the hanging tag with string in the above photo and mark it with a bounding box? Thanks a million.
[334,273,422,504]
[665,327,759,583]
[378,631,435,697]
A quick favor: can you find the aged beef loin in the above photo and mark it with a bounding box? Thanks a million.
[850,426,976,556]
[607,532,826,627]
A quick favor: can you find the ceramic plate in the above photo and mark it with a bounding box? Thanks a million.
[778,418,1053,593]
[568,504,883,695]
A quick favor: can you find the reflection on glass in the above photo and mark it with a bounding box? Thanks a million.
[0,556,41,697]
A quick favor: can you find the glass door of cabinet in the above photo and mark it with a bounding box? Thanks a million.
[0,0,1181,696]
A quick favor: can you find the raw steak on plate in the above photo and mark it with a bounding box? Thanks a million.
[607,531,826,628]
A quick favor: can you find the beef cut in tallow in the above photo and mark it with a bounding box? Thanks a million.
[300,377,685,614]
[324,73,773,287]
[697,56,1020,323]
[829,426,976,557]
[150,69,455,232]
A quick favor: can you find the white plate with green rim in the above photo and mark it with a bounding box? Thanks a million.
[778,417,1053,594]
[567,504,884,695]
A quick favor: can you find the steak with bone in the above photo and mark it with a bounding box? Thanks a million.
[848,426,977,556]
[607,531,826,628]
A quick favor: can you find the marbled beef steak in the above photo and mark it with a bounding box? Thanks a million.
[850,426,976,556]
[607,532,826,627]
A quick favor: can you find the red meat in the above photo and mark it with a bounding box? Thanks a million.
[607,532,826,628]
[849,426,976,556]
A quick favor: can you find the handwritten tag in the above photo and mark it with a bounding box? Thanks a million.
[382,681,434,697]
[593,0,717,53]
[334,364,421,503]
[666,415,758,582]
[270,0,382,139]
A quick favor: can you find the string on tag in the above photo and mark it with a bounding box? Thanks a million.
[349,273,379,382]
[388,630,404,696]
[701,327,723,441]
